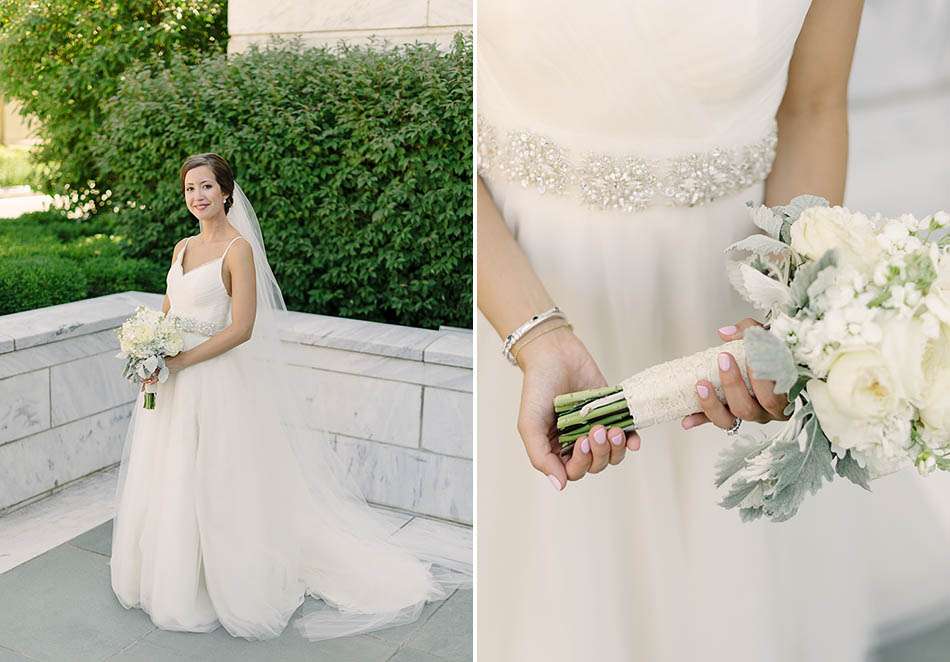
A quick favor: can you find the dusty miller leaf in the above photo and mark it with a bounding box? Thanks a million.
[783,376,809,416]
[778,195,830,223]
[729,262,792,314]
[787,249,838,313]
[715,433,772,488]
[724,234,791,259]
[746,201,785,240]
[835,450,872,491]
[744,326,798,394]
[762,408,835,522]
[720,479,762,510]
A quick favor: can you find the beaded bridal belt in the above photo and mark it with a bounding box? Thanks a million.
[170,314,224,337]
[477,116,778,212]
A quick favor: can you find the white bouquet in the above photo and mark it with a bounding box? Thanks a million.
[115,306,184,410]
[554,196,950,521]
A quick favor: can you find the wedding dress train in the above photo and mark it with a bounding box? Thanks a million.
[476,2,950,661]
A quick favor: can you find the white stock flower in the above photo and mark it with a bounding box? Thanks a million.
[790,206,882,271]
[878,218,924,256]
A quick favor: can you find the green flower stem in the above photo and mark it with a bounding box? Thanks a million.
[558,411,634,443]
[557,398,629,429]
[553,384,636,455]
[559,417,636,455]
[143,393,155,410]
[554,385,623,413]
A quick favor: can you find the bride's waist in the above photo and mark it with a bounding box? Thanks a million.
[167,310,227,337]
[477,114,777,212]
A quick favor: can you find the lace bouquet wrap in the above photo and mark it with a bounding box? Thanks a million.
[115,306,184,409]
[554,196,950,521]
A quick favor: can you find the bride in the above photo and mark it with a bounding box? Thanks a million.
[478,1,950,661]
[109,152,469,640]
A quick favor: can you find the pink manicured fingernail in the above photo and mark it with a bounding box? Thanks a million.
[696,384,709,399]
[580,437,590,454]
[718,353,731,370]
[610,432,624,446]
[719,325,737,335]
[547,475,562,491]
[593,428,607,445]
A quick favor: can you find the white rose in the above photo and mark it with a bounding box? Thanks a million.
[808,375,913,477]
[814,350,904,425]
[919,324,950,436]
[878,315,930,406]
[790,206,882,271]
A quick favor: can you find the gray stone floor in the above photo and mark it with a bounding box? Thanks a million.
[871,624,950,662]
[0,520,472,662]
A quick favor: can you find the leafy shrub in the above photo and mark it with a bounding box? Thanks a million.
[80,256,166,298]
[93,35,473,330]
[0,0,227,210]
[0,255,87,313]
[0,210,164,314]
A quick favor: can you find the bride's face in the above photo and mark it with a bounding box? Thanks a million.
[183,165,228,219]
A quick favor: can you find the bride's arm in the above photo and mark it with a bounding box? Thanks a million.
[165,239,257,372]
[764,0,864,207]
[686,0,864,431]
[478,178,640,490]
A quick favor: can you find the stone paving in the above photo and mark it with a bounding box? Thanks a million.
[0,517,471,662]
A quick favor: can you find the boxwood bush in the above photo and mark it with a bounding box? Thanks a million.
[93,35,472,330]
[0,210,166,315]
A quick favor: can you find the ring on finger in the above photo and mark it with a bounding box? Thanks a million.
[725,417,742,436]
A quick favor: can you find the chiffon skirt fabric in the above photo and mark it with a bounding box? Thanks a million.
[476,179,950,662]
[109,331,445,640]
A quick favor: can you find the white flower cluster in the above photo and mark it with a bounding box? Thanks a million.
[115,306,184,385]
[764,207,950,476]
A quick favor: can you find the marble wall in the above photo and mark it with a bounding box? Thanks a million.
[227,0,471,53]
[0,292,472,524]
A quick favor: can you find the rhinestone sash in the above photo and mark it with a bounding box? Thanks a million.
[477,116,778,212]
[171,314,224,337]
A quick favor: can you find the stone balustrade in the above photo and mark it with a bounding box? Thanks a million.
[0,292,472,524]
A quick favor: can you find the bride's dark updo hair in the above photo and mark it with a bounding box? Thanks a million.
[179,153,236,214]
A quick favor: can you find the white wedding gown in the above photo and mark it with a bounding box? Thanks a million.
[477,2,950,661]
[110,235,465,640]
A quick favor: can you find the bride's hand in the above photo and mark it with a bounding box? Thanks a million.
[141,354,188,389]
[681,318,791,431]
[516,324,642,491]
[164,353,187,375]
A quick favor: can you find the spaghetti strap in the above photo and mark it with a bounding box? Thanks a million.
[221,235,247,261]
[177,236,192,266]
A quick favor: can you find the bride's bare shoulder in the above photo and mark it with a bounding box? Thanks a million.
[170,236,192,264]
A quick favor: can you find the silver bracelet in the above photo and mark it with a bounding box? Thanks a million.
[503,306,566,365]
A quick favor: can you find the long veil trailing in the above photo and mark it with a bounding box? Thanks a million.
[111,181,471,641]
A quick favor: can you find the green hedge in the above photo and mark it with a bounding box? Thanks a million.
[0,256,88,313]
[0,0,228,210]
[0,210,166,315]
[93,35,473,330]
